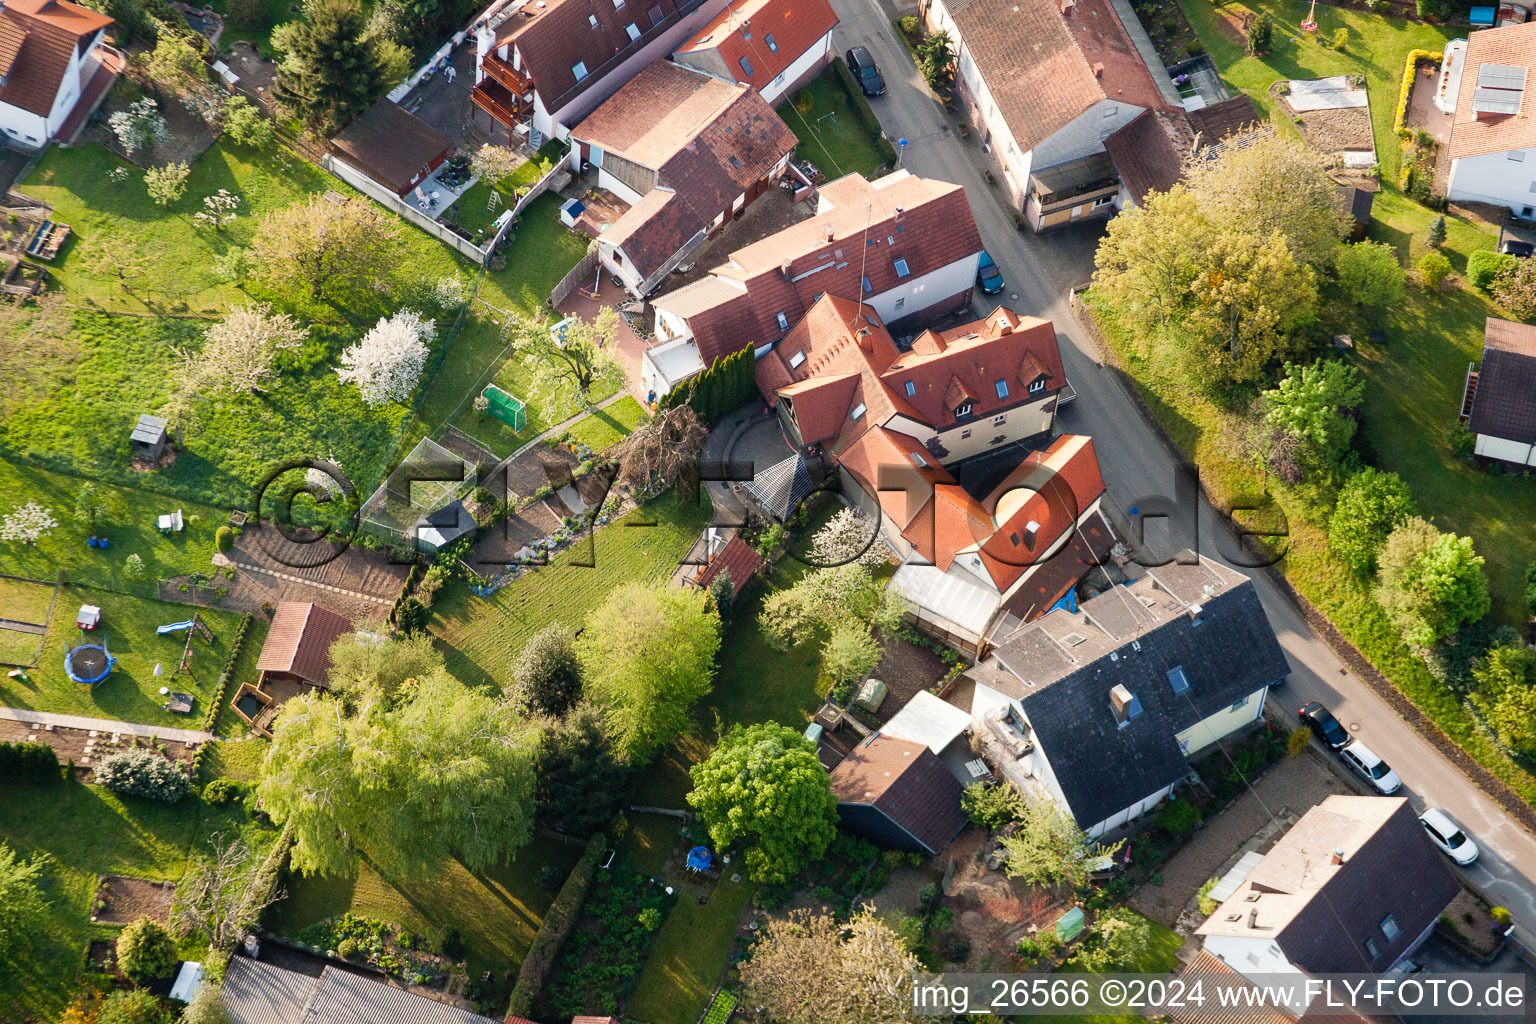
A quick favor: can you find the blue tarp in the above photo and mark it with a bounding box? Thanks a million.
[686,846,712,871]
[1048,590,1079,615]
[1470,6,1496,23]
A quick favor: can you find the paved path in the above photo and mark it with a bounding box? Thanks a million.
[828,0,1536,926]
[0,705,214,744]
[212,553,393,606]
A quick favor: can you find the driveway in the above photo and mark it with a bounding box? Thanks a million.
[825,0,1536,927]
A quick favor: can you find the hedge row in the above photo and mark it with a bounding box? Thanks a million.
[192,613,254,777]
[1394,49,1442,138]
[660,346,757,423]
[0,740,61,782]
[229,825,294,952]
[831,57,900,167]
[505,832,606,1019]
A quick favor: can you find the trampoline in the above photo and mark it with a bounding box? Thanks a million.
[686,846,713,872]
[66,642,116,685]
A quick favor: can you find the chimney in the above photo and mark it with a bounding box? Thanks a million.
[781,258,792,278]
[1060,0,1075,13]
[894,205,905,221]
[1025,520,1040,535]
[1247,908,1259,929]
[1092,61,1104,77]
[1109,683,1137,725]
[856,328,874,352]
[1188,602,1204,624]
[1331,848,1345,865]
[822,222,835,241]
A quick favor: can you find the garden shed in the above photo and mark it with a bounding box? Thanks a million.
[482,384,526,431]
[130,414,168,460]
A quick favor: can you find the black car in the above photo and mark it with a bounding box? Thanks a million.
[1500,238,1535,258]
[845,47,886,96]
[1298,700,1350,749]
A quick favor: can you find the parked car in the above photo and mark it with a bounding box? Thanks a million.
[1297,700,1350,749]
[1339,740,1402,795]
[1500,238,1534,258]
[977,250,1004,295]
[845,47,886,96]
[1419,807,1478,865]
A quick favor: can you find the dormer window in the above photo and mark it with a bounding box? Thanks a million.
[739,56,754,76]
[955,401,973,421]
[893,257,910,278]
[904,380,915,397]
[776,311,789,331]
[572,61,589,81]
[765,32,778,51]
[850,402,867,421]
[1029,377,1045,394]
[994,379,1009,400]
[1167,665,1191,695]
[788,350,806,369]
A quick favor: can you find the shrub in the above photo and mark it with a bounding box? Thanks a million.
[1330,27,1348,50]
[201,778,249,805]
[1493,906,1513,925]
[1288,727,1314,756]
[895,14,919,37]
[1197,878,1220,917]
[336,937,362,960]
[505,833,605,1019]
[1490,255,1536,319]
[1329,468,1416,575]
[0,740,60,782]
[793,89,815,114]
[1525,562,1536,620]
[394,596,428,634]
[1416,0,1449,17]
[1418,251,1452,288]
[1161,16,1177,31]
[214,525,234,553]
[145,162,190,207]
[1185,39,1204,55]
[1425,214,1446,249]
[1468,250,1516,291]
[97,990,172,1024]
[117,917,178,984]
[1394,50,1441,137]
[1155,799,1201,836]
[1246,13,1272,54]
[92,749,190,802]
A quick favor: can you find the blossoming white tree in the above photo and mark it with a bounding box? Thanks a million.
[808,507,888,571]
[194,304,308,394]
[194,190,241,232]
[1,503,58,544]
[336,309,435,408]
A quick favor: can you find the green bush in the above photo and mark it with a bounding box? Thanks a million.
[336,937,362,960]
[215,525,234,553]
[97,990,173,1024]
[1186,39,1204,55]
[1418,251,1452,288]
[202,777,249,805]
[1416,0,1449,18]
[92,748,191,802]
[1246,13,1271,54]
[117,917,178,984]
[0,740,60,782]
[1468,250,1516,291]
[1156,799,1202,836]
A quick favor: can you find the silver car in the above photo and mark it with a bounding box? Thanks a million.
[1339,740,1402,795]
[1420,807,1478,865]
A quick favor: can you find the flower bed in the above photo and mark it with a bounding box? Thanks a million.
[700,989,737,1024]
[282,913,459,986]
[1394,49,1442,138]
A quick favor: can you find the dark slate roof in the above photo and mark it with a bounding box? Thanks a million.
[829,734,968,853]
[1333,185,1374,225]
[224,958,506,1024]
[1470,317,1536,444]
[984,555,1291,829]
[330,99,452,196]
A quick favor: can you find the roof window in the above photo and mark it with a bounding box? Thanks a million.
[995,379,1009,400]
[1167,665,1191,695]
[909,451,927,467]
[739,55,754,76]
[850,402,867,421]
[904,380,915,397]
[776,311,789,331]
[788,350,806,369]
[861,275,872,295]
[572,60,589,81]
[893,257,910,277]
[625,20,640,39]
[765,32,778,51]
[588,12,598,26]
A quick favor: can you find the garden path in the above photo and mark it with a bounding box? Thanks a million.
[0,705,214,744]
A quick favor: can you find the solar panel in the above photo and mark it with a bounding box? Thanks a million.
[1477,62,1528,91]
[1472,86,1523,115]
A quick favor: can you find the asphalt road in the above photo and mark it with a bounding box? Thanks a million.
[819,0,1536,928]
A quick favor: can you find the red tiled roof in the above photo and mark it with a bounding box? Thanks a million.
[255,601,354,686]
[976,434,1105,591]
[694,533,764,595]
[503,0,691,115]
[928,483,993,571]
[674,0,838,94]
[1449,22,1536,161]
[779,371,860,443]
[838,425,953,530]
[0,0,112,117]
[1103,109,1191,204]
[652,171,983,364]
[829,734,968,854]
[939,0,1170,154]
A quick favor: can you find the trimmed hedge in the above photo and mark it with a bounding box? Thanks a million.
[505,832,606,1019]
[93,748,192,802]
[1394,50,1442,139]
[831,57,899,167]
[0,740,61,782]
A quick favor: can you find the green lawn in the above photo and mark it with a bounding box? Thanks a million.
[431,493,714,689]
[451,141,568,241]
[264,833,585,980]
[1052,912,1185,1024]
[0,576,56,623]
[0,585,245,730]
[624,875,755,1024]
[567,396,648,452]
[418,193,601,457]
[1179,0,1459,181]
[0,777,273,1020]
[777,69,890,180]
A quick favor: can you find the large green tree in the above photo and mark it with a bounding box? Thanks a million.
[1262,358,1364,476]
[0,841,46,961]
[1376,517,1491,647]
[579,582,721,764]
[324,629,444,704]
[258,672,539,876]
[759,563,907,649]
[1471,645,1536,754]
[1092,185,1213,335]
[1183,230,1317,386]
[1328,468,1416,575]
[534,706,630,835]
[272,0,385,127]
[999,803,1123,890]
[512,625,583,718]
[687,723,838,884]
[1335,240,1406,311]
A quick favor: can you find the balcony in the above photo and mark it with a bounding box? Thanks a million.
[481,53,533,98]
[470,79,528,129]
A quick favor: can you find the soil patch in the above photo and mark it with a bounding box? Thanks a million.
[1276,84,1375,158]
[0,718,200,775]
[1213,5,1251,46]
[95,874,177,926]
[1439,889,1500,956]
[936,827,1073,970]
[868,637,949,722]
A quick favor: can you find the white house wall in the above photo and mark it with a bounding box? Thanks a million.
[1174,685,1268,756]
[0,29,97,146]
[1448,149,1536,215]
[867,253,980,323]
[1474,432,1536,466]
[1203,937,1310,1011]
[760,31,834,104]
[595,165,647,206]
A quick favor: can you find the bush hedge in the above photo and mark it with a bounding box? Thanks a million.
[1468,250,1517,291]
[1394,50,1442,138]
[659,346,756,423]
[0,740,61,782]
[505,832,606,1019]
[92,748,191,802]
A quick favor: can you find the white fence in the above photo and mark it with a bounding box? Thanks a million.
[324,155,494,264]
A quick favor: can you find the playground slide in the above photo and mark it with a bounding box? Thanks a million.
[157,620,196,635]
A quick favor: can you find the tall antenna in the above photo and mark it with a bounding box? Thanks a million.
[852,202,872,330]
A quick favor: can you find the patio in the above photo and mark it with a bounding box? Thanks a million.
[408,162,477,219]
[567,188,631,239]
[557,272,653,402]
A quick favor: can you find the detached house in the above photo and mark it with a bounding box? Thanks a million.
[920,0,1179,230]
[571,60,797,297]
[964,555,1291,836]
[470,0,732,145]
[1444,22,1536,215]
[645,170,983,398]
[0,0,119,148]
[672,0,839,104]
[1464,316,1536,468]
[1197,795,1458,997]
